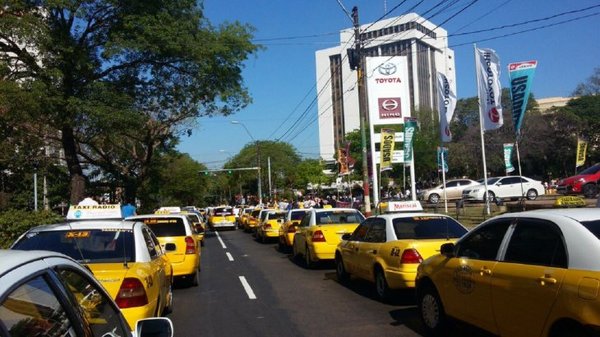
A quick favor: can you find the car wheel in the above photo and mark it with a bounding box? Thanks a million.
[163,284,173,315]
[375,268,391,301]
[292,240,300,259]
[335,256,349,283]
[418,284,447,336]
[583,184,599,198]
[428,193,440,204]
[187,270,199,287]
[484,191,496,203]
[305,245,314,269]
[261,233,267,244]
[526,188,538,200]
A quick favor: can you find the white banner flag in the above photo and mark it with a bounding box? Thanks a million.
[475,47,503,130]
[437,72,456,142]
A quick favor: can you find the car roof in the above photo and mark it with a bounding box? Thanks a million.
[507,208,600,222]
[372,212,456,220]
[313,208,359,213]
[0,249,72,277]
[128,213,187,220]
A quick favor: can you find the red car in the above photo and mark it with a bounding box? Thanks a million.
[556,163,600,198]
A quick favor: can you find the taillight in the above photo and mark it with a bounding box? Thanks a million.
[400,248,423,264]
[288,225,296,233]
[312,230,326,242]
[185,236,196,254]
[264,224,272,229]
[115,278,148,308]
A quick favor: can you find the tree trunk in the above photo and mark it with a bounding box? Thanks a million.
[62,126,86,204]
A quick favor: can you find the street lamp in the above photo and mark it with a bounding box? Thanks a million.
[231,120,262,205]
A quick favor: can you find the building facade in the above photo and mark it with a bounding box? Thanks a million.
[316,13,456,161]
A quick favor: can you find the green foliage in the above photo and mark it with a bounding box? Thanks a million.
[0,210,63,248]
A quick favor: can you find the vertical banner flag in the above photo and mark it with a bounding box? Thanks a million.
[403,118,418,163]
[380,129,395,172]
[475,47,503,130]
[576,138,588,167]
[437,147,449,173]
[508,61,538,136]
[437,72,457,142]
[338,147,349,175]
[503,143,515,173]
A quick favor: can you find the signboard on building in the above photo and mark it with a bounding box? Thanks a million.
[366,56,411,125]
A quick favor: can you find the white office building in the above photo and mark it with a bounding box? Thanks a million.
[316,13,456,161]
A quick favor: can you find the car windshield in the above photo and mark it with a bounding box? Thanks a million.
[139,217,186,237]
[580,164,600,175]
[581,220,600,240]
[13,229,135,263]
[291,211,308,220]
[393,216,468,239]
[316,211,364,225]
[486,177,501,184]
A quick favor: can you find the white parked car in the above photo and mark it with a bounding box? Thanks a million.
[422,179,479,204]
[462,176,545,202]
[0,249,173,337]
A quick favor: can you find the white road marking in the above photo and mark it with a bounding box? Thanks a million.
[239,276,257,300]
[226,252,234,261]
[215,231,227,249]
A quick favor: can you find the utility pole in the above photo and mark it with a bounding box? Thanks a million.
[352,6,372,216]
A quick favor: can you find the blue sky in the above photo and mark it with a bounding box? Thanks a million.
[177,0,600,168]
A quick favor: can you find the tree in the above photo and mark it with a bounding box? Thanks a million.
[572,67,600,96]
[0,1,259,203]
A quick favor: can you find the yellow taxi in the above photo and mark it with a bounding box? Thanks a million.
[238,207,253,229]
[292,208,365,268]
[181,211,205,246]
[11,204,174,330]
[335,201,468,301]
[278,208,310,251]
[416,208,600,337]
[128,213,201,287]
[256,210,287,243]
[208,206,237,230]
[244,208,263,232]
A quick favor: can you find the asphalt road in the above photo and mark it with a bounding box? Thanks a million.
[167,229,492,337]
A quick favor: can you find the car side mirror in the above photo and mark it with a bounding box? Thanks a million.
[136,317,174,337]
[164,243,176,252]
[195,224,204,233]
[341,233,352,240]
[440,243,455,257]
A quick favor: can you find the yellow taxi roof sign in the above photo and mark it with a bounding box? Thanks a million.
[155,206,181,214]
[385,201,423,213]
[67,204,122,220]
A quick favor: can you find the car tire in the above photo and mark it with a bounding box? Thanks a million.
[304,245,314,269]
[583,184,599,198]
[187,270,199,287]
[375,267,391,301]
[484,191,496,203]
[335,256,349,283]
[418,283,447,336]
[428,193,440,204]
[526,188,538,200]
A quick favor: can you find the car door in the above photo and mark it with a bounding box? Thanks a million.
[294,212,312,254]
[339,221,371,275]
[355,218,387,281]
[490,218,568,337]
[443,180,461,200]
[142,227,171,310]
[436,219,513,335]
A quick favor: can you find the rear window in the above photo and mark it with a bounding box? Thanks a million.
[214,208,233,216]
[13,229,135,263]
[291,211,308,221]
[268,213,286,220]
[139,217,187,237]
[393,216,468,239]
[316,211,364,225]
[581,220,600,240]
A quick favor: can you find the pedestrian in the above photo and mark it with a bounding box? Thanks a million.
[121,199,137,218]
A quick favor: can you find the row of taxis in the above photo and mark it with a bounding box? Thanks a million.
[241,201,600,337]
[9,203,203,335]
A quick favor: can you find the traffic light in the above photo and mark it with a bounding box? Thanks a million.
[227,170,232,174]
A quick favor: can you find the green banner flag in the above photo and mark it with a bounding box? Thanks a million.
[403,118,418,163]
